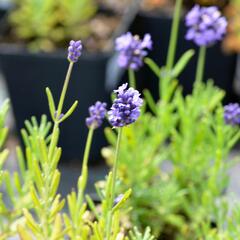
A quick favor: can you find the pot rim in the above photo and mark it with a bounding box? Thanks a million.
[0,42,114,60]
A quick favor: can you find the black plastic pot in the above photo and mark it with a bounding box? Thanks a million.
[0,44,112,164]
[130,12,237,103]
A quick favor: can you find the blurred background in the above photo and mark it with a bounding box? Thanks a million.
[0,0,239,196]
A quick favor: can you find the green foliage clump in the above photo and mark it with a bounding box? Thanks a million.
[9,0,97,51]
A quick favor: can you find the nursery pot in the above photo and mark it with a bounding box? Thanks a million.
[0,44,112,164]
[130,12,237,103]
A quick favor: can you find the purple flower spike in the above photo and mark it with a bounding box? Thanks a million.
[224,103,240,126]
[108,83,143,127]
[115,32,152,70]
[68,40,83,63]
[86,101,107,129]
[185,5,227,46]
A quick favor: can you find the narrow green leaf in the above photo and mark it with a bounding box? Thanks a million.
[86,194,100,221]
[46,87,56,121]
[16,146,26,177]
[143,89,157,114]
[172,49,195,78]
[112,189,132,212]
[144,58,161,77]
[58,100,78,123]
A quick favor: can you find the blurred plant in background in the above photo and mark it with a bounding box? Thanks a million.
[223,0,240,53]
[8,0,120,52]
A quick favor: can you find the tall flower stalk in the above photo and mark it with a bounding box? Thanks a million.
[185,5,227,86]
[166,0,183,71]
[105,127,123,240]
[105,83,143,239]
[78,101,107,204]
[195,46,206,85]
[68,101,107,238]
[48,40,82,159]
[20,40,82,239]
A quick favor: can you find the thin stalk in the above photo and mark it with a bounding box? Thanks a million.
[161,0,183,100]
[48,62,74,158]
[56,62,74,116]
[106,127,123,240]
[41,61,74,238]
[166,0,183,71]
[128,68,136,89]
[195,46,206,85]
[78,126,95,206]
[70,126,94,236]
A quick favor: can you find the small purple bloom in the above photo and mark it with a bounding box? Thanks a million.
[224,103,240,125]
[54,112,64,121]
[68,40,83,63]
[114,194,124,205]
[86,101,107,129]
[115,32,152,70]
[185,5,227,46]
[108,83,143,127]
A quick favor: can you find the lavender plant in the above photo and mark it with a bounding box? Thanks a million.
[103,1,240,240]
[1,0,240,239]
[64,101,107,239]
[15,41,81,239]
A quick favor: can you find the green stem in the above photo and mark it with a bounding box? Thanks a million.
[56,62,74,116]
[48,62,74,158]
[166,0,183,71]
[71,126,94,236]
[195,46,206,85]
[106,127,123,240]
[128,68,136,89]
[160,0,182,100]
[78,126,95,205]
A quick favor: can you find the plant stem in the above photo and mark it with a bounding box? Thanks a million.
[110,127,122,209]
[56,62,74,116]
[106,127,123,240]
[78,126,95,205]
[195,46,206,85]
[70,126,94,237]
[42,61,74,237]
[166,0,183,71]
[161,0,182,100]
[128,68,136,89]
[48,62,74,158]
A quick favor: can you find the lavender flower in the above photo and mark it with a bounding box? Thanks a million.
[68,40,83,63]
[115,32,152,70]
[54,112,64,121]
[114,194,124,206]
[108,83,143,127]
[224,103,240,125]
[86,101,107,129]
[185,5,227,46]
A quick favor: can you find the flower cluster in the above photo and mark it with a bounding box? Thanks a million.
[86,101,107,129]
[108,83,143,127]
[115,32,152,70]
[224,103,240,125]
[185,5,227,46]
[68,40,83,63]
